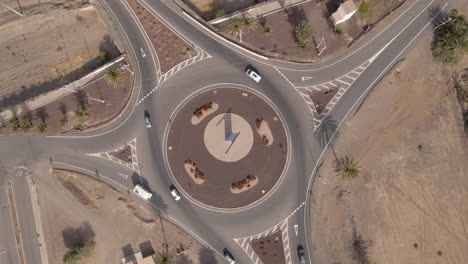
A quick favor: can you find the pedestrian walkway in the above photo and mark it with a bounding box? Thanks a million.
[210,0,312,25]
[0,55,126,121]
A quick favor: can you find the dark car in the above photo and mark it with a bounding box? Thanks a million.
[144,111,152,128]
[223,249,235,264]
[297,244,306,263]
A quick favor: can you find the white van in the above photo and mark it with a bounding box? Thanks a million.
[133,184,152,200]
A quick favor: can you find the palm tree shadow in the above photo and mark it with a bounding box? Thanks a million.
[176,253,194,264]
[314,115,340,160]
[198,246,218,264]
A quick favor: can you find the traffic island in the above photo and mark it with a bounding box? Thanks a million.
[250,230,286,264]
[166,87,288,208]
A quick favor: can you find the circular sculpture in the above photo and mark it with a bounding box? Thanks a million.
[204,113,254,162]
[165,87,289,209]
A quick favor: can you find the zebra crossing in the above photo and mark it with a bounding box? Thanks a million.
[86,138,141,173]
[233,218,292,264]
[276,58,374,129]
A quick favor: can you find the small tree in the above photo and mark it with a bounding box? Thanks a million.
[227,20,245,42]
[335,156,361,182]
[282,6,291,17]
[105,69,121,87]
[36,123,47,134]
[295,22,313,44]
[431,9,468,64]
[157,243,175,264]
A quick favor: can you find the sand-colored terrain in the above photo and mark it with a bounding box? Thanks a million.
[35,166,206,264]
[310,33,468,264]
[0,1,119,108]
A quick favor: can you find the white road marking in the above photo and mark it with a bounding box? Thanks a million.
[301,76,313,81]
[294,225,298,236]
[117,173,128,179]
[140,48,146,57]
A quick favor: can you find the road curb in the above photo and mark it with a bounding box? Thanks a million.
[27,176,49,264]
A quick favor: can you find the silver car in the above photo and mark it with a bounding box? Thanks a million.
[245,68,262,83]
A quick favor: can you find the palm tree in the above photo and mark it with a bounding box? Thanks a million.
[295,22,313,44]
[227,20,245,42]
[298,41,309,53]
[335,156,361,182]
[282,6,291,17]
[36,123,47,134]
[74,108,89,123]
[98,50,107,62]
[105,69,121,87]
[157,243,175,264]
[60,115,68,126]
[243,18,257,32]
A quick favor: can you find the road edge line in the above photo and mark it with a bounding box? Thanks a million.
[27,176,49,264]
[6,180,26,264]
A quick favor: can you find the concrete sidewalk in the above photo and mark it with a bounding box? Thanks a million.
[209,0,312,25]
[0,55,126,121]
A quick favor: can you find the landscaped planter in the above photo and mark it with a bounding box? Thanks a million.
[184,160,206,184]
[255,118,273,146]
[231,175,258,193]
[191,102,219,125]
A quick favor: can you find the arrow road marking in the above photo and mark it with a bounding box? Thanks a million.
[301,77,313,81]
[117,173,128,179]
[294,225,298,236]
[140,48,146,58]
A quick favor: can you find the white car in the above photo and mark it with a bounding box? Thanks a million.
[245,68,262,83]
[133,184,152,200]
[170,186,181,201]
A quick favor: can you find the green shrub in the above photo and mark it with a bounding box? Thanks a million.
[358,1,369,15]
[63,241,95,264]
[335,26,343,35]
[431,9,468,64]
[215,9,226,18]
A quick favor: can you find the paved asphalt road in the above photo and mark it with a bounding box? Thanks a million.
[0,0,455,263]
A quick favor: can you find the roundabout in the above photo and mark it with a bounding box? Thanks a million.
[165,86,290,209]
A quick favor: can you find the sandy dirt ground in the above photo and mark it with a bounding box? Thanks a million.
[0,1,119,108]
[309,33,468,264]
[35,166,205,264]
